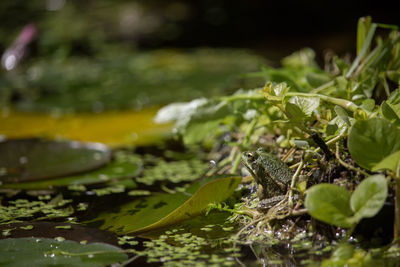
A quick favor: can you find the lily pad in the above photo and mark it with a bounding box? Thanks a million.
[0,222,118,246]
[0,139,111,183]
[0,237,127,267]
[1,152,141,190]
[86,175,241,235]
[0,108,171,147]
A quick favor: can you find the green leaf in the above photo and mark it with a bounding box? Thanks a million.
[381,101,399,121]
[0,237,127,267]
[357,17,372,56]
[1,152,141,190]
[305,184,353,228]
[85,175,241,235]
[350,175,387,223]
[334,105,351,126]
[386,89,400,119]
[348,118,400,170]
[361,99,375,112]
[281,48,318,69]
[0,139,110,183]
[287,96,320,117]
[372,150,400,172]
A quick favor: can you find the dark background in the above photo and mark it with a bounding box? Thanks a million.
[1,0,399,60]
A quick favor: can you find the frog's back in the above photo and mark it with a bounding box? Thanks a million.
[259,152,293,184]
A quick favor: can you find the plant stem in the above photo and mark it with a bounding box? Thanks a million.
[289,160,303,209]
[285,92,360,112]
[230,116,258,174]
[224,91,361,113]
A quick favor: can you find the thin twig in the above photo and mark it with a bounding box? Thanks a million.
[335,142,369,177]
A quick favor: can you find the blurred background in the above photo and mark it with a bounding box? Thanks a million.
[0,0,399,114]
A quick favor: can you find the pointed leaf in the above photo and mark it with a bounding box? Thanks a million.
[86,175,241,235]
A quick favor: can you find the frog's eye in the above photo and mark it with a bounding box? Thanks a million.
[245,152,254,160]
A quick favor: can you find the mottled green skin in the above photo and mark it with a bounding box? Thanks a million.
[241,148,293,199]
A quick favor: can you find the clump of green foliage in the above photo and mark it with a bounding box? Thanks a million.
[157,16,400,259]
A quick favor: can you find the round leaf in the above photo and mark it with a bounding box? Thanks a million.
[0,237,127,267]
[305,184,353,228]
[350,175,387,222]
[348,118,400,170]
[0,139,111,183]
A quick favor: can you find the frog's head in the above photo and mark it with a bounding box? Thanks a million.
[241,151,259,177]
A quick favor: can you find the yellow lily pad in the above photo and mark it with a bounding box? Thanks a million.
[0,107,171,147]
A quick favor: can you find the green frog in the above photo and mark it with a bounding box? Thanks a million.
[241,148,293,206]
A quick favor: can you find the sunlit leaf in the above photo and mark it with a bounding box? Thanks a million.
[350,175,387,222]
[0,108,171,147]
[372,150,400,172]
[305,184,353,228]
[86,175,241,235]
[348,118,400,170]
[287,96,319,118]
[0,139,110,183]
[0,237,127,267]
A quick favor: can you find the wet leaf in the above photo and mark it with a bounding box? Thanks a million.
[0,237,127,267]
[348,118,400,170]
[0,222,118,246]
[86,175,241,235]
[350,175,387,222]
[1,153,140,190]
[0,139,110,183]
[305,184,353,228]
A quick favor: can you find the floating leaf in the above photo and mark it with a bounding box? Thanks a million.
[372,150,400,172]
[348,118,400,170]
[350,175,387,222]
[0,108,171,147]
[0,222,118,245]
[0,237,127,267]
[305,184,353,228]
[86,175,241,235]
[1,152,141,190]
[0,139,110,183]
